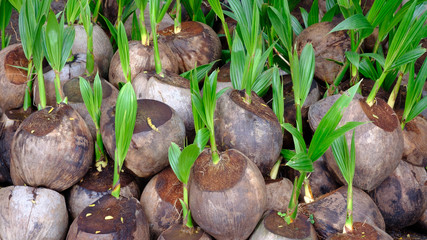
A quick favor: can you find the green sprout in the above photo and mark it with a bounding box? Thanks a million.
[7,0,23,13]
[111,82,137,198]
[65,0,80,26]
[117,21,131,82]
[207,0,231,50]
[168,128,209,228]
[191,70,227,165]
[181,0,209,23]
[79,73,108,170]
[270,66,283,180]
[42,11,75,105]
[19,0,50,110]
[134,0,149,45]
[401,60,427,129]
[229,0,275,104]
[0,0,12,49]
[331,131,356,233]
[92,0,102,23]
[80,0,95,75]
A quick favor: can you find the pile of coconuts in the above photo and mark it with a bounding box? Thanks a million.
[0,0,426,239]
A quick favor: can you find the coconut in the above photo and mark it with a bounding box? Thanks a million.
[0,186,68,240]
[157,224,212,240]
[326,222,392,240]
[0,43,28,111]
[101,99,185,178]
[402,116,427,167]
[10,104,93,191]
[295,22,350,85]
[300,186,385,239]
[189,149,266,240]
[72,24,114,78]
[308,94,404,191]
[369,160,427,229]
[67,194,150,239]
[159,21,222,73]
[215,89,283,176]
[140,167,183,239]
[265,177,294,212]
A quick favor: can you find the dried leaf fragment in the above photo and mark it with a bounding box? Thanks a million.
[147,117,160,132]
[105,215,114,220]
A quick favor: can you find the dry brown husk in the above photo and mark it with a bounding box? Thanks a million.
[67,194,150,239]
[265,177,294,212]
[67,160,140,219]
[295,22,350,85]
[326,222,392,240]
[308,94,404,191]
[189,149,266,240]
[140,167,183,239]
[249,210,318,240]
[10,104,93,192]
[101,99,185,178]
[0,185,68,240]
[369,160,427,229]
[215,89,283,176]
[72,24,113,78]
[300,186,385,239]
[159,21,222,73]
[0,43,28,112]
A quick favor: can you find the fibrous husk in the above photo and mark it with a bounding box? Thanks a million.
[326,222,392,240]
[295,22,350,85]
[215,89,283,176]
[140,167,183,239]
[300,186,385,239]
[67,195,150,239]
[308,94,404,191]
[265,177,294,212]
[189,149,266,240]
[0,186,68,240]
[10,104,93,192]
[101,99,185,178]
[402,116,427,167]
[157,224,212,240]
[72,24,113,78]
[369,160,427,229]
[0,43,28,112]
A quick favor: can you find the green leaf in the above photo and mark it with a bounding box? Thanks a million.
[272,66,284,126]
[0,0,12,35]
[230,34,245,90]
[194,128,210,151]
[61,26,75,70]
[307,0,319,26]
[286,152,314,172]
[168,142,183,182]
[117,21,131,82]
[131,12,141,41]
[281,149,296,160]
[404,59,427,123]
[8,0,23,12]
[93,72,103,113]
[360,53,385,68]
[180,60,219,82]
[298,44,315,105]
[79,76,96,121]
[178,144,201,184]
[65,0,80,25]
[282,123,306,152]
[330,13,373,33]
[391,47,426,70]
[331,135,351,184]
[268,6,292,53]
[321,4,338,22]
[345,51,360,70]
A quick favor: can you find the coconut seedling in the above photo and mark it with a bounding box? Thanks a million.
[207,0,231,51]
[0,0,12,50]
[157,128,211,240]
[189,70,266,240]
[42,10,76,105]
[214,0,282,176]
[18,0,50,110]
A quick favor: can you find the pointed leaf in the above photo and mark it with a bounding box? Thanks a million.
[330,13,373,33]
[282,123,306,152]
[391,47,426,70]
[286,152,314,172]
[194,128,209,152]
[168,142,183,182]
[179,144,201,184]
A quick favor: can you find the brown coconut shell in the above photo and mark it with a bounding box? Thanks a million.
[34,54,87,107]
[265,177,294,212]
[402,116,427,167]
[295,22,350,85]
[157,224,212,240]
[140,167,184,239]
[124,7,174,39]
[215,89,283,176]
[67,194,150,239]
[249,210,318,240]
[72,24,114,78]
[300,186,386,239]
[369,160,427,229]
[308,94,404,191]
[108,40,179,88]
[0,43,28,112]
[189,149,266,240]
[0,186,68,240]
[134,71,193,134]
[63,76,118,139]
[159,21,222,73]
[327,222,392,240]
[101,99,185,178]
[68,160,140,219]
[10,104,93,192]
[0,108,32,184]
[216,61,233,92]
